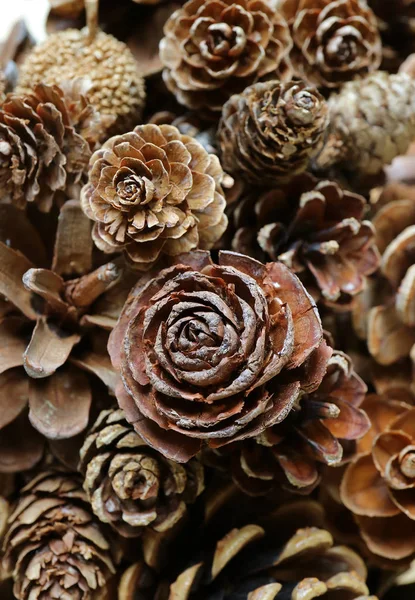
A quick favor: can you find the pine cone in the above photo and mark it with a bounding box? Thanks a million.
[203,350,369,496]
[81,124,228,270]
[79,408,204,538]
[317,72,415,176]
[279,0,381,88]
[229,174,379,308]
[2,469,118,599]
[0,80,105,213]
[217,80,329,185]
[341,395,415,562]
[159,0,292,112]
[108,249,331,462]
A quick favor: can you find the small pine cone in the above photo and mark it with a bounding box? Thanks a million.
[0,80,105,212]
[279,0,381,88]
[2,470,118,600]
[218,80,329,185]
[81,124,228,270]
[160,0,292,113]
[17,27,145,137]
[79,409,205,538]
[318,71,415,176]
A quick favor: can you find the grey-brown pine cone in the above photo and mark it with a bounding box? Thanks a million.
[79,409,205,538]
[218,80,329,185]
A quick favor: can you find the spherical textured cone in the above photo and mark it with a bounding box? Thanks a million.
[16,27,145,137]
[79,408,205,538]
[218,80,329,185]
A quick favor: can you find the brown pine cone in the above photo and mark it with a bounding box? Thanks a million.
[229,174,379,308]
[279,0,381,88]
[341,395,415,562]
[108,250,331,463]
[0,80,105,213]
[203,350,369,496]
[218,80,329,185]
[159,0,292,113]
[79,408,204,538]
[81,124,228,270]
[2,469,119,600]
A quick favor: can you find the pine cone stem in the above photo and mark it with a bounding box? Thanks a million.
[65,262,122,308]
[86,0,99,43]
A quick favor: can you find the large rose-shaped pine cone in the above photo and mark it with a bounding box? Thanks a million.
[229,174,379,308]
[218,80,329,185]
[108,250,331,463]
[79,409,205,538]
[0,80,105,213]
[81,124,228,270]
[204,350,369,496]
[341,396,415,562]
[279,0,381,88]
[159,0,293,112]
[2,470,118,600]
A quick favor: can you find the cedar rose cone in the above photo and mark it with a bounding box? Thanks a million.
[279,0,382,88]
[108,250,331,463]
[81,124,228,270]
[218,80,329,185]
[341,395,415,562]
[79,408,204,538]
[159,0,292,112]
[229,174,380,308]
[2,470,118,600]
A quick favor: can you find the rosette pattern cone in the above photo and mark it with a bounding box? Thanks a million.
[81,124,228,270]
[79,409,205,538]
[109,250,331,462]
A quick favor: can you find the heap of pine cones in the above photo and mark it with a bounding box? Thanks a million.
[2,0,415,598]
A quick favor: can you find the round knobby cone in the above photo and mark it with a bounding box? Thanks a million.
[79,409,205,538]
[108,249,331,463]
[218,80,329,185]
[81,124,228,270]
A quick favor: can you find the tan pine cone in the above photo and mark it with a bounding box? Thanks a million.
[317,71,415,176]
[2,469,119,599]
[108,250,331,463]
[279,0,381,88]
[217,80,329,185]
[0,80,106,213]
[79,408,204,538]
[229,174,379,308]
[81,124,228,270]
[159,0,292,113]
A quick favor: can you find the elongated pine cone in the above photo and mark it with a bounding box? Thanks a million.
[0,80,105,212]
[318,71,415,175]
[81,124,228,270]
[2,470,118,600]
[218,80,329,185]
[108,250,331,462]
[17,28,145,136]
[204,350,369,495]
[229,174,379,307]
[279,0,381,88]
[159,0,292,112]
[79,409,205,537]
[341,395,415,562]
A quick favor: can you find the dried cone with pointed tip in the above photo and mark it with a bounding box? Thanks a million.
[2,469,118,600]
[229,174,379,308]
[0,79,105,213]
[108,250,331,463]
[159,0,292,113]
[317,72,415,176]
[218,80,329,185]
[279,0,381,88]
[203,350,369,496]
[81,124,228,270]
[341,395,415,563]
[79,409,205,537]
